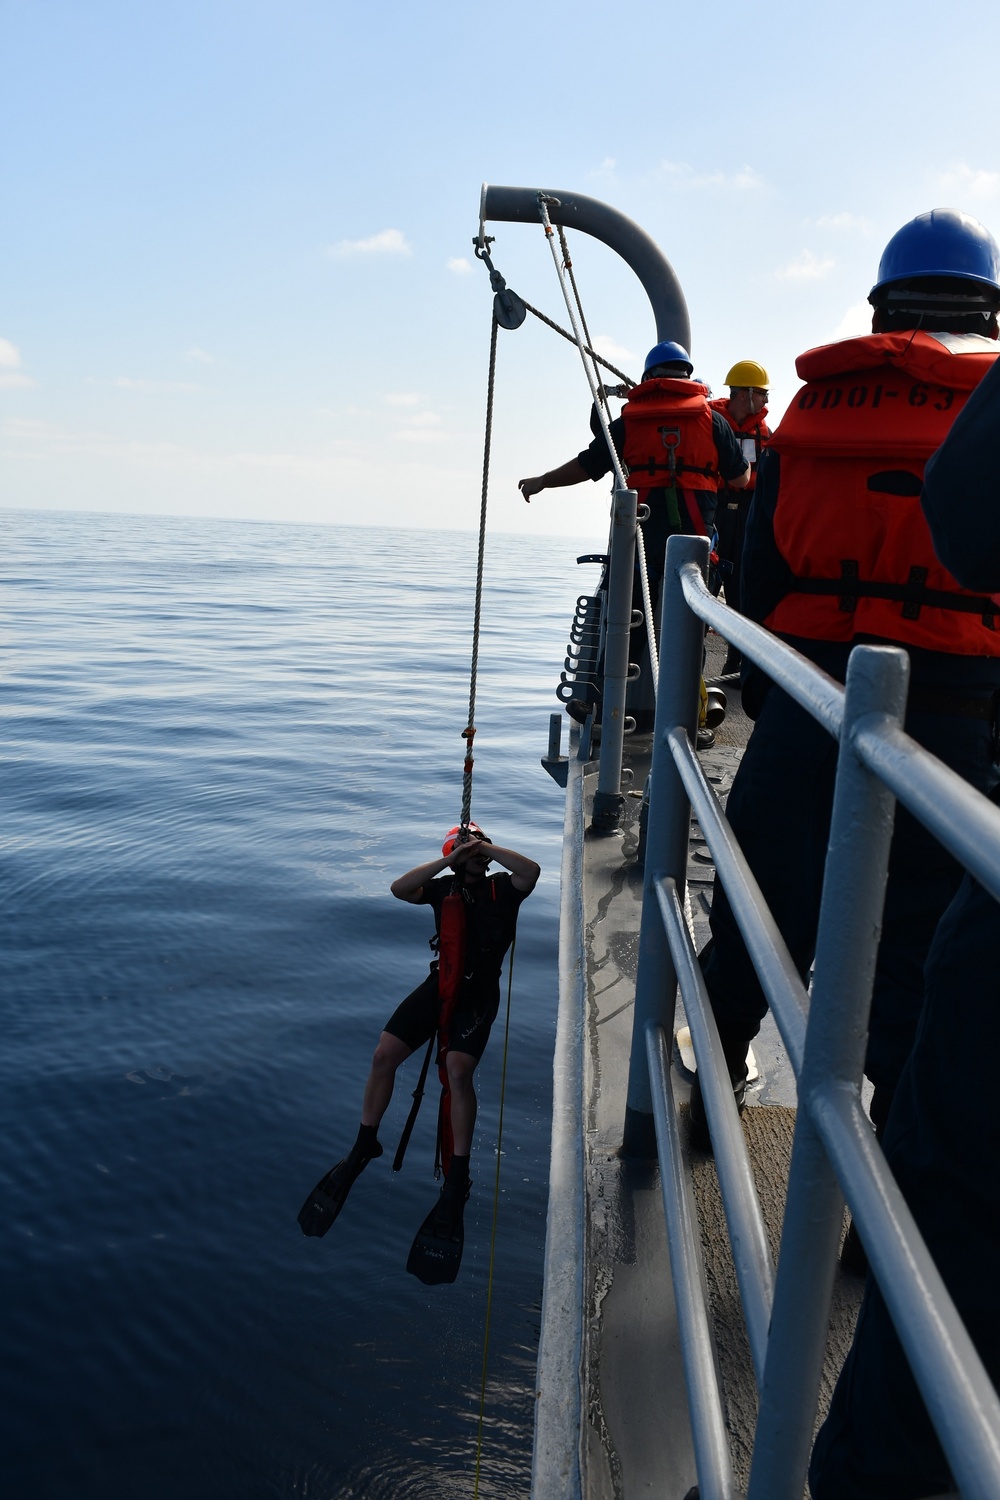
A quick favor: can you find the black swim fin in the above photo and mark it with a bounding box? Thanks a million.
[297,1144,379,1237]
[406,1178,471,1285]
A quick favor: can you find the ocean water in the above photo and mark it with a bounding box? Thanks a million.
[0,508,596,1499]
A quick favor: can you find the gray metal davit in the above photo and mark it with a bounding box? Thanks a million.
[480,183,691,351]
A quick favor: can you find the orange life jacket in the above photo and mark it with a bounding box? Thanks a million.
[765,331,1000,654]
[711,397,771,490]
[621,377,719,535]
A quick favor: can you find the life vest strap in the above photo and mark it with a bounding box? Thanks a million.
[789,561,998,629]
[630,458,718,479]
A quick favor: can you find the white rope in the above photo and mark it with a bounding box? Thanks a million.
[634,523,659,693]
[536,195,629,494]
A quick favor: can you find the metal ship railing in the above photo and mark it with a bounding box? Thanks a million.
[536,524,1000,1499]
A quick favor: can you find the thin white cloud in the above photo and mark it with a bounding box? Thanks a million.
[591,334,637,369]
[185,346,215,364]
[447,256,473,275]
[328,228,412,257]
[87,376,202,393]
[936,163,1000,202]
[4,417,47,435]
[812,212,871,233]
[0,337,37,387]
[1,416,356,474]
[394,428,447,444]
[394,409,445,443]
[657,160,765,192]
[834,300,874,339]
[777,249,836,281]
[385,392,421,406]
[590,157,617,177]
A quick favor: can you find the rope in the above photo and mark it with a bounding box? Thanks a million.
[536,195,630,494]
[472,936,517,1498]
[556,222,602,398]
[521,299,634,387]
[635,523,659,692]
[460,313,499,832]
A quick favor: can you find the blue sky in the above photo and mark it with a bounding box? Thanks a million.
[3,0,999,537]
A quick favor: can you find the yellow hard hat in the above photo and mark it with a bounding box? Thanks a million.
[724,359,770,389]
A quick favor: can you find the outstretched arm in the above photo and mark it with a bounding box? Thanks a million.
[519,457,589,502]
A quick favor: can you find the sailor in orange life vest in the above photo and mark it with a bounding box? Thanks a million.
[519,343,749,734]
[811,345,1000,1500]
[710,361,771,675]
[693,210,1000,1180]
[297,824,539,1240]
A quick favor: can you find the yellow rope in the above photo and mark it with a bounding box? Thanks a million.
[472,936,517,1497]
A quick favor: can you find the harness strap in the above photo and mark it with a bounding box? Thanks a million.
[391,1031,435,1173]
[629,457,718,479]
[790,561,998,628]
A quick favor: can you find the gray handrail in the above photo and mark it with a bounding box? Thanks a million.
[629,533,1000,1500]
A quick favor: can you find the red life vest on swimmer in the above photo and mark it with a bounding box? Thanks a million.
[434,889,467,1178]
[433,874,498,1178]
[621,377,719,534]
[711,397,771,491]
[765,330,1000,654]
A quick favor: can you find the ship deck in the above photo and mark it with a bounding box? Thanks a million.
[542,630,866,1498]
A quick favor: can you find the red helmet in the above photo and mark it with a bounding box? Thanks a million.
[442,822,491,857]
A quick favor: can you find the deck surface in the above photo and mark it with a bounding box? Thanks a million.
[572,630,864,1498]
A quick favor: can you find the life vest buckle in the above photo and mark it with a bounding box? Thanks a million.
[903,566,929,620]
[838,560,860,613]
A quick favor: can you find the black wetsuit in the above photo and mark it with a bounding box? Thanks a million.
[384,873,527,1061]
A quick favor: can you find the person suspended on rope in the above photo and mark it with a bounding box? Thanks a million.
[297,824,539,1256]
[518,341,749,732]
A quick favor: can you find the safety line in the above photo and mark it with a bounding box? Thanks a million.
[556,221,601,394]
[635,523,659,690]
[536,195,630,494]
[472,936,517,1498]
[460,312,499,833]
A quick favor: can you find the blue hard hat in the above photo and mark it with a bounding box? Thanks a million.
[643,340,694,376]
[869,209,1000,301]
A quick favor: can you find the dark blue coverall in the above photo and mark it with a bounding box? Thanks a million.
[700,438,1000,1115]
[810,356,1000,1499]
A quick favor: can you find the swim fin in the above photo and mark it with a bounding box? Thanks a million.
[406,1178,471,1285]
[297,1144,379,1237]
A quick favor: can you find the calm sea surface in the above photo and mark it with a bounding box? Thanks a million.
[1,508,596,1499]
